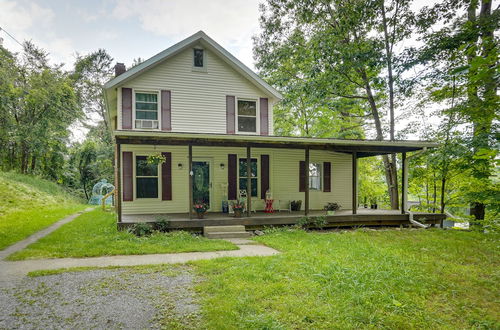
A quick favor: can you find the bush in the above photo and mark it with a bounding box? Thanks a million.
[128,222,154,236]
[155,216,171,232]
[296,216,327,229]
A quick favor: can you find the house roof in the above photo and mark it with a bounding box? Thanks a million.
[114,130,438,158]
[103,31,282,100]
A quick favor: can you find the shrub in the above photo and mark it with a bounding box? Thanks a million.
[296,216,327,229]
[128,222,154,236]
[155,216,171,232]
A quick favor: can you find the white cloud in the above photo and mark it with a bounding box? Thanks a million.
[0,0,75,67]
[111,0,261,68]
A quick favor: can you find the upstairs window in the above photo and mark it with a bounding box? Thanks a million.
[239,158,258,197]
[135,92,159,129]
[193,49,204,67]
[309,163,322,190]
[136,156,158,198]
[237,100,257,133]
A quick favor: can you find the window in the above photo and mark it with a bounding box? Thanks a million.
[309,163,321,190]
[193,49,204,67]
[136,156,158,198]
[135,92,159,128]
[237,100,257,133]
[239,158,258,197]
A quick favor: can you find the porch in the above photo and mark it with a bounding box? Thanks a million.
[119,208,446,230]
[115,131,443,229]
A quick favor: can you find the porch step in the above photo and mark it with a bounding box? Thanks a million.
[203,225,251,239]
[204,231,252,239]
[204,225,246,233]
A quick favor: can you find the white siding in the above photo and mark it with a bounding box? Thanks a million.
[117,46,275,135]
[120,145,352,215]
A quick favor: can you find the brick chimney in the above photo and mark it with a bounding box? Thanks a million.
[114,63,126,76]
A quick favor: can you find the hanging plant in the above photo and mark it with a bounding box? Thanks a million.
[147,153,166,165]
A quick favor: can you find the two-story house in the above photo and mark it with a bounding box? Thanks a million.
[104,31,445,231]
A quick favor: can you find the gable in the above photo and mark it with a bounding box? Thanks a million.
[104,31,281,100]
[118,46,272,134]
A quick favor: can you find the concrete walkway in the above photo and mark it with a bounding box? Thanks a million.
[0,211,279,283]
[0,243,279,282]
[0,207,94,260]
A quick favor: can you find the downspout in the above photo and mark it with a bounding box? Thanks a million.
[405,148,430,228]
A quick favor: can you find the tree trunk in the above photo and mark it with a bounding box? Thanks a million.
[359,68,399,209]
[440,177,446,214]
[432,172,437,213]
[467,0,495,221]
[30,155,36,173]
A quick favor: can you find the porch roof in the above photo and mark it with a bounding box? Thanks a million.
[114,130,439,158]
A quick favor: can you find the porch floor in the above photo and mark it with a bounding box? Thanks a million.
[120,208,445,229]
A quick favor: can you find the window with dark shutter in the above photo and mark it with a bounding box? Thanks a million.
[136,156,158,198]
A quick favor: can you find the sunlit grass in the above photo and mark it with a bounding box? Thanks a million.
[8,209,237,260]
[0,171,86,250]
[195,228,500,329]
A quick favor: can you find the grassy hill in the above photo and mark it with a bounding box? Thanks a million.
[0,171,87,250]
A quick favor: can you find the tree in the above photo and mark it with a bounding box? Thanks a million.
[0,42,81,176]
[72,49,113,131]
[413,0,499,220]
[254,0,417,209]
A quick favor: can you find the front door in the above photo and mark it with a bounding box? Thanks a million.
[192,161,211,209]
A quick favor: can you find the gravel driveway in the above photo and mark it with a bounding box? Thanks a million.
[0,265,200,329]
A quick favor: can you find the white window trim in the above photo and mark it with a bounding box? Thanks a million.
[133,89,161,131]
[134,153,161,200]
[236,98,260,135]
[309,162,322,191]
[192,47,207,72]
[238,157,259,198]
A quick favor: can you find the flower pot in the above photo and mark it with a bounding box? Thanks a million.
[234,210,243,218]
[196,212,205,219]
[327,210,335,216]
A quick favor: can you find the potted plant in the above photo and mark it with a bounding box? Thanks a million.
[291,200,302,211]
[231,200,245,218]
[324,202,341,215]
[147,152,166,165]
[193,202,208,219]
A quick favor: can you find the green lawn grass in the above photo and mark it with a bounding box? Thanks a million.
[8,209,237,260]
[0,171,86,250]
[195,228,500,329]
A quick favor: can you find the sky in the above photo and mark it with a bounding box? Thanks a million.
[0,0,465,141]
[0,0,262,70]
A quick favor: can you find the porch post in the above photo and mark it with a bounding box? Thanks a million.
[352,152,358,214]
[401,152,407,214]
[115,142,122,223]
[305,147,310,216]
[188,144,193,220]
[246,145,252,217]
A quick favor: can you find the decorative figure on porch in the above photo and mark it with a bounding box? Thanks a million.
[238,189,248,212]
[264,189,274,213]
[88,179,115,205]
